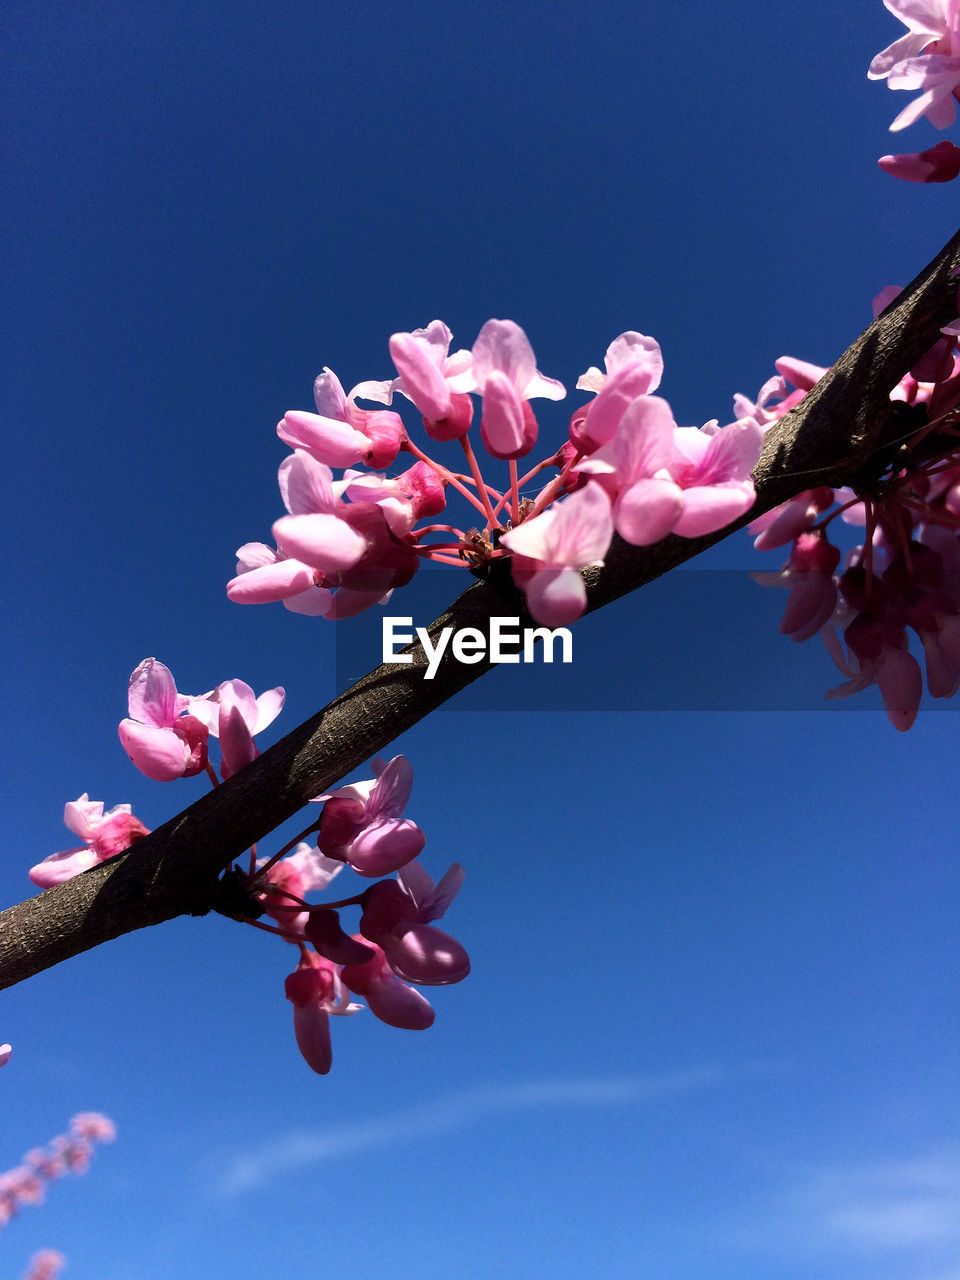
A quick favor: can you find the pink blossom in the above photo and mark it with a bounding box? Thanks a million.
[668,417,763,536]
[23,1251,66,1280]
[749,487,836,551]
[825,620,924,732]
[0,1045,10,1068]
[258,842,343,937]
[500,482,614,625]
[387,320,476,441]
[118,658,209,782]
[878,138,960,180]
[277,367,406,469]
[29,795,150,888]
[358,862,470,986]
[69,1113,116,1143]
[576,395,685,545]
[340,941,436,1029]
[226,540,332,614]
[313,755,425,877]
[571,331,665,453]
[284,951,360,1075]
[470,319,566,460]
[753,532,842,641]
[733,356,827,431]
[188,678,284,780]
[270,452,369,576]
[869,0,960,130]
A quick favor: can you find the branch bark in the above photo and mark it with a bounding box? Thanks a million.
[2,226,958,989]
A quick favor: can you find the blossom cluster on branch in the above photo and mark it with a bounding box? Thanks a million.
[751,284,960,728]
[26,659,469,1075]
[0,1114,115,1232]
[226,320,763,628]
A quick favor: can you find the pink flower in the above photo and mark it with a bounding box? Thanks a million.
[69,1113,116,1143]
[118,658,209,782]
[667,416,763,536]
[270,452,369,577]
[0,1045,10,1068]
[284,951,360,1075]
[258,842,344,938]
[869,0,960,130]
[226,540,334,615]
[340,941,436,1029]
[359,862,470,986]
[571,331,665,453]
[23,1251,66,1280]
[749,487,836,551]
[188,679,284,780]
[313,755,425,877]
[387,320,476,441]
[879,138,960,180]
[277,367,406,469]
[733,357,826,429]
[471,319,566,459]
[500,482,614,625]
[29,795,150,888]
[753,531,842,641]
[825,620,924,732]
[576,395,685,545]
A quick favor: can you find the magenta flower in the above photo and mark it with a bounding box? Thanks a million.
[118,658,210,782]
[258,841,344,938]
[284,951,360,1075]
[340,941,436,1029]
[188,678,284,780]
[358,861,470,987]
[471,319,566,460]
[29,795,150,888]
[313,755,425,877]
[879,138,960,180]
[500,482,614,625]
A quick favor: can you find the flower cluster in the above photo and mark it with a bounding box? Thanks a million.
[259,755,469,1074]
[0,1114,115,1232]
[27,653,466,1076]
[751,285,960,729]
[228,320,762,628]
[871,0,960,181]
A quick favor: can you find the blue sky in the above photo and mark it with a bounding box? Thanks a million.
[3,1,960,1277]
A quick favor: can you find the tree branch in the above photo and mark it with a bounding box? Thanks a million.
[2,226,958,989]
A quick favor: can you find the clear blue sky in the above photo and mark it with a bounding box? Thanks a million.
[3,2,960,1277]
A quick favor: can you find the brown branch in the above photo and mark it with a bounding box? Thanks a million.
[1,226,958,990]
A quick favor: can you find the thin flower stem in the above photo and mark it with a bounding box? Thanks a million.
[205,763,220,788]
[252,819,322,881]
[460,436,501,531]
[414,524,467,538]
[527,448,584,518]
[510,459,520,525]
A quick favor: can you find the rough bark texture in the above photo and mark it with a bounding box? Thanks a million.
[2,226,958,990]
